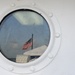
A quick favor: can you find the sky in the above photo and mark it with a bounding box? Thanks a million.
[0,11,50,58]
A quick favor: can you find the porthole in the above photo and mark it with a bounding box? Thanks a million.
[0,7,61,74]
[0,9,50,64]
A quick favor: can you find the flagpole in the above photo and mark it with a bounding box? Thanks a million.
[31,34,33,49]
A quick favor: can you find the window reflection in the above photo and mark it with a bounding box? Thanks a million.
[0,10,50,63]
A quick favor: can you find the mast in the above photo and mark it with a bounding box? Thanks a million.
[31,34,33,49]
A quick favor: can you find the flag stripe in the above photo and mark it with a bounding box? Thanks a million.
[22,38,32,50]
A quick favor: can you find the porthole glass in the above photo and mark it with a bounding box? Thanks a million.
[0,9,50,63]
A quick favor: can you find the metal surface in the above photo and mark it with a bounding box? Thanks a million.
[0,0,75,75]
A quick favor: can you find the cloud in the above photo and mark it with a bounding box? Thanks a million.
[13,11,44,25]
[10,42,18,49]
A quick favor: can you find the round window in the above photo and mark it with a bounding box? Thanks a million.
[0,9,50,63]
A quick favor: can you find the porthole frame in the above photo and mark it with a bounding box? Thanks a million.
[0,6,61,74]
[0,9,51,64]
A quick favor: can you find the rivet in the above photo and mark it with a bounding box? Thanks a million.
[8,66,14,71]
[32,3,36,6]
[49,13,53,17]
[48,53,53,59]
[56,33,60,38]
[30,66,35,72]
[11,3,15,7]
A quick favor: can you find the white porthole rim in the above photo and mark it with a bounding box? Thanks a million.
[0,6,61,74]
[0,6,54,66]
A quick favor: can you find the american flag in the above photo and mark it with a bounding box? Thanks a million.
[22,38,32,50]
